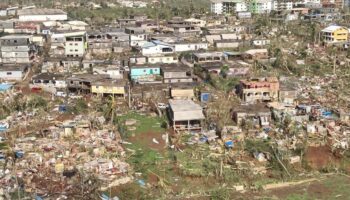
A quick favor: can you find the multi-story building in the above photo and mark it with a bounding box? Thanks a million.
[211,0,295,14]
[249,0,273,14]
[272,1,294,11]
[51,31,86,58]
[0,35,36,63]
[238,77,280,103]
[211,0,248,14]
[321,25,348,43]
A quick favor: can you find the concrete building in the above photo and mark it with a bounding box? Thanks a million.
[161,64,193,83]
[91,79,126,97]
[130,65,162,84]
[174,42,208,52]
[0,64,28,81]
[0,35,35,63]
[168,99,205,131]
[321,25,348,43]
[211,0,248,14]
[141,40,174,56]
[238,77,280,103]
[51,31,86,57]
[31,73,67,89]
[17,9,67,22]
[232,103,271,126]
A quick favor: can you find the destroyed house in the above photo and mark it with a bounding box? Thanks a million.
[67,74,109,93]
[243,49,269,60]
[199,61,250,77]
[232,103,271,127]
[0,35,36,63]
[83,59,121,69]
[238,77,279,103]
[161,64,192,83]
[93,66,124,80]
[41,57,82,73]
[87,31,130,53]
[168,99,205,131]
[31,73,66,89]
[279,80,298,105]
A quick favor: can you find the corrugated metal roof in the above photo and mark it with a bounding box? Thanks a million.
[169,100,205,121]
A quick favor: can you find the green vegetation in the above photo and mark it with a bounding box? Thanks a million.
[117,111,165,136]
[66,0,210,23]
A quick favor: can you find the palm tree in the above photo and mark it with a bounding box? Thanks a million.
[103,95,118,125]
[220,65,229,78]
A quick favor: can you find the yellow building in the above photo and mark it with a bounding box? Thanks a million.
[91,79,126,97]
[321,25,349,43]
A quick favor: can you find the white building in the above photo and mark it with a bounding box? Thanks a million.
[141,40,175,56]
[211,0,296,14]
[272,1,293,11]
[0,35,35,64]
[17,9,68,22]
[0,65,28,81]
[249,0,273,14]
[51,31,86,57]
[211,0,248,14]
[174,42,209,52]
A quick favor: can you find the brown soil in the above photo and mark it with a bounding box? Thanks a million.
[265,180,331,199]
[147,173,159,185]
[305,146,339,170]
[129,131,166,151]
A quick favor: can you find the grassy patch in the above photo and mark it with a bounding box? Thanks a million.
[0,142,8,150]
[323,175,350,198]
[117,112,165,136]
[286,193,310,200]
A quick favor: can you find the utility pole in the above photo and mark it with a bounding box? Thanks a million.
[128,83,131,108]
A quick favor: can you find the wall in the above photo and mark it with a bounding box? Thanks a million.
[171,89,194,99]
[163,71,187,79]
[215,42,239,48]
[174,43,208,52]
[148,56,178,64]
[130,67,160,80]
[91,85,125,95]
[0,70,23,80]
[19,14,67,22]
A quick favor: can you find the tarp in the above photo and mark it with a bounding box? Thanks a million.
[0,83,13,92]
